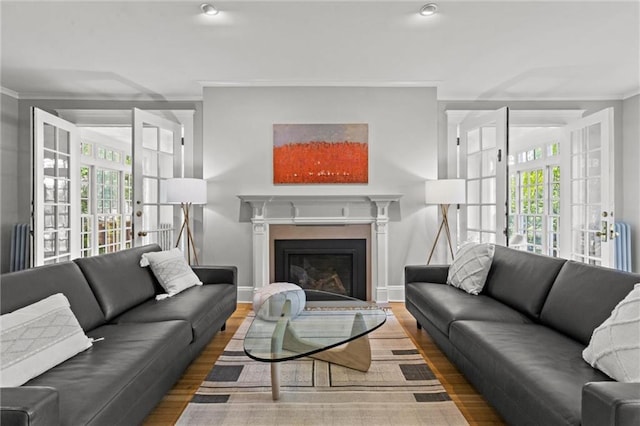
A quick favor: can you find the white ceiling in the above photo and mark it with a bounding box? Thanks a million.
[2,0,639,101]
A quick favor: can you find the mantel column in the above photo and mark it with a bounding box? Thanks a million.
[371,198,393,302]
[249,201,270,290]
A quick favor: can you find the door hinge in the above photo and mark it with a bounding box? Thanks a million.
[456,137,460,146]
[497,149,502,162]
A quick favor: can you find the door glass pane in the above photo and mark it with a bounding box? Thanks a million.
[468,206,480,229]
[143,177,158,203]
[481,178,496,203]
[58,154,70,178]
[468,129,480,153]
[44,150,55,176]
[158,153,173,178]
[588,123,601,150]
[58,129,70,154]
[587,151,600,177]
[571,180,585,204]
[482,206,496,231]
[57,179,68,203]
[467,180,480,204]
[160,205,173,224]
[481,150,496,177]
[482,127,496,149]
[571,154,585,178]
[468,152,481,178]
[143,126,158,150]
[159,129,174,154]
[143,206,158,231]
[143,150,158,176]
[44,124,55,150]
[587,178,601,204]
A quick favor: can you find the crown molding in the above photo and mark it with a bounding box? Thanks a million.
[1,87,20,99]
[199,80,441,88]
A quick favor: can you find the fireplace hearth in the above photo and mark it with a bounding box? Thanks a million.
[274,239,367,300]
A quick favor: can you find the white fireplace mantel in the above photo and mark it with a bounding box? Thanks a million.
[238,194,402,302]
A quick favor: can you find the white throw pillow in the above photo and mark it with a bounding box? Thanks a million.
[140,248,202,299]
[253,282,306,321]
[582,283,640,382]
[447,242,495,295]
[0,293,92,387]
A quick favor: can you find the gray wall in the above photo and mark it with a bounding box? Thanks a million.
[202,87,439,300]
[1,93,20,273]
[622,94,640,272]
[438,99,638,272]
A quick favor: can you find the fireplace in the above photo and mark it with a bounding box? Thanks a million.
[274,239,367,300]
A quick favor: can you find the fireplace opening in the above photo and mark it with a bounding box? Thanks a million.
[274,239,367,300]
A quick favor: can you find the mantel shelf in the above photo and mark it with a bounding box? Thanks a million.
[238,194,403,204]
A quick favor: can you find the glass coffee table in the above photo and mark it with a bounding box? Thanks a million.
[244,290,387,400]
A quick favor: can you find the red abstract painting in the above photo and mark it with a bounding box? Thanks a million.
[273,124,368,184]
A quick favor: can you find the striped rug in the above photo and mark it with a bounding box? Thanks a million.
[177,310,468,425]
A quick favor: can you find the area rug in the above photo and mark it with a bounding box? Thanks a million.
[177,310,469,425]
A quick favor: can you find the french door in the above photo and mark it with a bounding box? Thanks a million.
[132,108,182,247]
[458,107,509,246]
[560,108,615,267]
[32,108,80,265]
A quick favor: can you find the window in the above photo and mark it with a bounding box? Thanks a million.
[79,130,133,257]
[509,142,561,256]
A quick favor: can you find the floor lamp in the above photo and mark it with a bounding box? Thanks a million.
[163,178,207,265]
[425,179,466,264]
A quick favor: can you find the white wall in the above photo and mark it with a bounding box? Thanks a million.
[1,93,20,272]
[202,87,438,301]
[622,94,640,272]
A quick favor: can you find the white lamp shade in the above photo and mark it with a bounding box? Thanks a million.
[425,179,466,205]
[162,178,207,205]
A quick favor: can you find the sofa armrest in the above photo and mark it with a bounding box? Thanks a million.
[192,265,237,286]
[582,382,640,426]
[1,387,59,426]
[404,265,449,285]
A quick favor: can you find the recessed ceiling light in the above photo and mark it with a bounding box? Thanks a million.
[201,3,219,16]
[419,3,438,16]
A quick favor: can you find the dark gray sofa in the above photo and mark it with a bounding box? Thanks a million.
[405,245,640,426]
[0,244,237,426]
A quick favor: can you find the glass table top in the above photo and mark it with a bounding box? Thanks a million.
[244,290,387,363]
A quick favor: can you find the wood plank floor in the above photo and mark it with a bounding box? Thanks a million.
[144,303,505,425]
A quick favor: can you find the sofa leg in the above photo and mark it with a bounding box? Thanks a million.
[221,322,226,331]
[417,321,422,330]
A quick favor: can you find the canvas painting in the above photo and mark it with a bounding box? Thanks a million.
[273,123,368,184]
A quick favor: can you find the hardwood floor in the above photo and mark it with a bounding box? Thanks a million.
[144,302,505,425]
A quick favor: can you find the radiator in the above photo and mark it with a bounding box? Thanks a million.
[158,223,174,251]
[614,222,632,272]
[10,223,30,272]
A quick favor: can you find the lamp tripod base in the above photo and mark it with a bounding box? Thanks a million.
[175,202,199,265]
[427,204,455,264]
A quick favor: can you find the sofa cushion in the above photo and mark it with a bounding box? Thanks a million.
[483,245,566,318]
[0,262,105,331]
[405,282,531,336]
[113,283,237,342]
[540,261,640,345]
[74,244,162,321]
[1,294,92,387]
[25,320,191,426]
[450,320,611,426]
[140,248,202,298]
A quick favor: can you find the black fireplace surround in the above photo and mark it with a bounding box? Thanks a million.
[274,239,367,300]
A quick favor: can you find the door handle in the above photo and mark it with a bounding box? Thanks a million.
[138,231,148,237]
[596,221,608,242]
